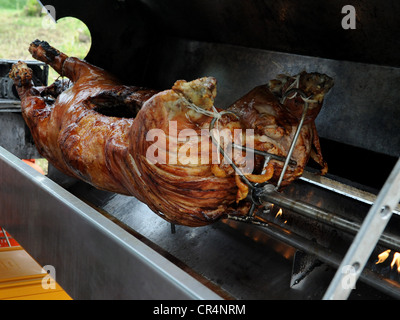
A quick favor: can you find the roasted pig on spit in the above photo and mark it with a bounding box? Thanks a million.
[9,40,333,227]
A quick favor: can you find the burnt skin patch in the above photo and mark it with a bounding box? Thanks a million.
[89,90,141,119]
[31,39,60,61]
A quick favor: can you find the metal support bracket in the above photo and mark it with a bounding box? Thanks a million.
[323,157,400,300]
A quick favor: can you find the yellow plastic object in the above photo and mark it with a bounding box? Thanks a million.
[0,247,72,300]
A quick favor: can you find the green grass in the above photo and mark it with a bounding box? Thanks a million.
[0,0,90,166]
[0,0,28,10]
[0,2,91,82]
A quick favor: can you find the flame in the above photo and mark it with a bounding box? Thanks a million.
[391,252,400,272]
[376,249,391,264]
[376,249,400,273]
[274,208,287,223]
[275,208,283,219]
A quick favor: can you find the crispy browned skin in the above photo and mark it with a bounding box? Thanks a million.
[9,40,333,226]
[228,72,333,187]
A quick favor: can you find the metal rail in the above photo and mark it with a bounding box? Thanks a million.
[0,146,222,299]
[258,188,400,252]
[323,157,400,300]
[225,216,400,299]
[300,171,400,216]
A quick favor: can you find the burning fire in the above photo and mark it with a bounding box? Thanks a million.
[391,252,400,272]
[274,208,287,224]
[275,208,283,219]
[376,249,400,273]
[376,249,391,264]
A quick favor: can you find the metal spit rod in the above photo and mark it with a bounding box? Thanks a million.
[258,187,400,252]
[323,157,400,300]
[300,171,400,216]
[225,216,400,299]
[275,89,309,190]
